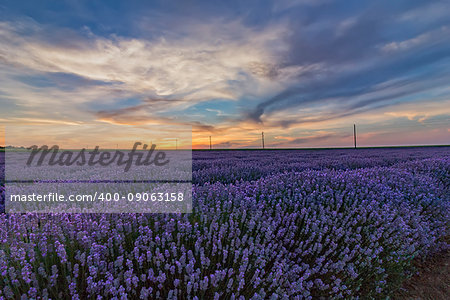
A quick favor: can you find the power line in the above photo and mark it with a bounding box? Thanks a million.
[201,119,448,150]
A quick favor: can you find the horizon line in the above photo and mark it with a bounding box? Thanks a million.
[1,144,449,151]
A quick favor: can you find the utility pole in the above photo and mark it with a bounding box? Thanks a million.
[353,124,357,149]
[175,138,178,150]
[262,132,265,149]
[209,136,212,150]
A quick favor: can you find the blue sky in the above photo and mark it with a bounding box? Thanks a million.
[0,0,449,148]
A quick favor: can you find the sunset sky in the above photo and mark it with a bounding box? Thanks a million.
[0,0,449,149]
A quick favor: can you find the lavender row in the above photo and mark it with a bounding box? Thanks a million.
[192,148,449,184]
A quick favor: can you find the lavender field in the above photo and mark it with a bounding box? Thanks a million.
[0,147,449,299]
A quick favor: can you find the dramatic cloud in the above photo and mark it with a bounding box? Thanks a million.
[0,19,292,101]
